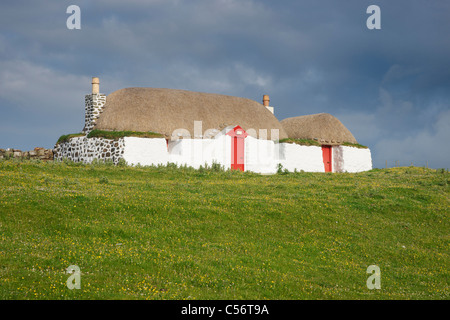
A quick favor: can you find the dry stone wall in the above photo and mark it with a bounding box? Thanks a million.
[0,147,54,160]
[54,136,125,164]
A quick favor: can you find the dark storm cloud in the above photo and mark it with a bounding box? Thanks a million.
[0,0,449,168]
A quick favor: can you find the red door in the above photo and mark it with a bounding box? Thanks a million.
[226,126,248,172]
[232,137,245,171]
[322,145,332,172]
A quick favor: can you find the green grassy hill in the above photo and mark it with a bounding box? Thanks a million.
[0,159,448,299]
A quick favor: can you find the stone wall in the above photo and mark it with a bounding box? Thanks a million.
[83,93,106,133]
[54,136,125,164]
[0,147,54,160]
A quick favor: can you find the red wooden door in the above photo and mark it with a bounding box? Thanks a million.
[227,126,248,172]
[232,137,245,171]
[322,145,332,172]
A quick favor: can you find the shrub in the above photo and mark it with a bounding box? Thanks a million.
[98,176,109,184]
[211,161,224,172]
[277,163,284,174]
[116,158,127,167]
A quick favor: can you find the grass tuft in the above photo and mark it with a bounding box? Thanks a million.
[87,129,164,140]
[56,133,85,144]
[342,142,368,149]
[279,138,321,146]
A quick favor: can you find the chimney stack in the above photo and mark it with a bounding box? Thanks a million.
[263,94,274,114]
[92,77,100,94]
[263,94,270,107]
[84,77,106,133]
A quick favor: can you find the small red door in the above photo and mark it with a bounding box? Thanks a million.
[226,126,248,171]
[233,136,245,171]
[322,145,332,172]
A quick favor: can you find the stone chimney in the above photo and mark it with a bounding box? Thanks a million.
[83,77,106,134]
[263,94,274,114]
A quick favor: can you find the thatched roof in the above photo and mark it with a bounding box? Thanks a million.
[280,113,357,145]
[94,88,288,140]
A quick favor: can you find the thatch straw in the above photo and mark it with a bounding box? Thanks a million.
[94,88,288,140]
[280,113,357,145]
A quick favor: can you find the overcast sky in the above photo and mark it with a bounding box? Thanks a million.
[0,0,449,168]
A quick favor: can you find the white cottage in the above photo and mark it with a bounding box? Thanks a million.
[54,77,372,173]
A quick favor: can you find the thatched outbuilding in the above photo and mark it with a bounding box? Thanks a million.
[281,113,357,145]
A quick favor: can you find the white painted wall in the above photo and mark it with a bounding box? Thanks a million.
[166,130,279,173]
[338,146,372,172]
[168,133,231,169]
[123,137,169,166]
[279,144,372,173]
[245,136,278,174]
[279,143,325,172]
[121,136,372,173]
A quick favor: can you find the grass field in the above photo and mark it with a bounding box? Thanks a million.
[0,159,448,299]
